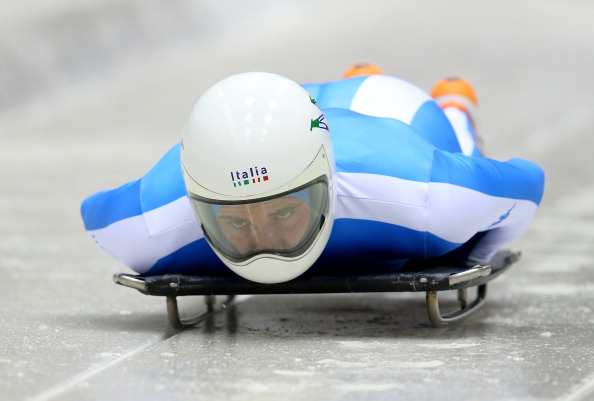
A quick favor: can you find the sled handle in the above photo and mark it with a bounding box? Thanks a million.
[113,273,147,293]
[448,264,491,286]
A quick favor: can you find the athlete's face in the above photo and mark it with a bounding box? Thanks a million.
[216,196,312,256]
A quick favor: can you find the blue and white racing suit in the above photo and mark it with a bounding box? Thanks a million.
[81,75,545,277]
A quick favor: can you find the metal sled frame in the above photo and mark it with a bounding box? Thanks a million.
[114,250,520,329]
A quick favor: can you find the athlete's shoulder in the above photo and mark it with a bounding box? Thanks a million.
[81,178,142,231]
[430,151,545,204]
[139,142,186,213]
[322,109,436,179]
[80,143,186,231]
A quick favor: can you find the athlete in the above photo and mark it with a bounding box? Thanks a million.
[81,68,545,284]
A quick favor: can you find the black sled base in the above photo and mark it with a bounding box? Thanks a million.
[114,249,520,329]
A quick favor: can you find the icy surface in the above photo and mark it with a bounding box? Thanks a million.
[1,1,593,400]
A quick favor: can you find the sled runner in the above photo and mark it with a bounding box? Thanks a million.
[114,249,520,329]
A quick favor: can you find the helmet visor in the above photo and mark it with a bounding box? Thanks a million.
[190,178,329,264]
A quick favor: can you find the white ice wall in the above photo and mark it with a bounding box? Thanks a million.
[0,0,289,111]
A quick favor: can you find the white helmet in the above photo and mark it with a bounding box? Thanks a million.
[181,72,336,284]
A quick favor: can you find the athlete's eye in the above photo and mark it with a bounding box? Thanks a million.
[230,219,248,229]
[275,209,293,219]
[274,204,301,220]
